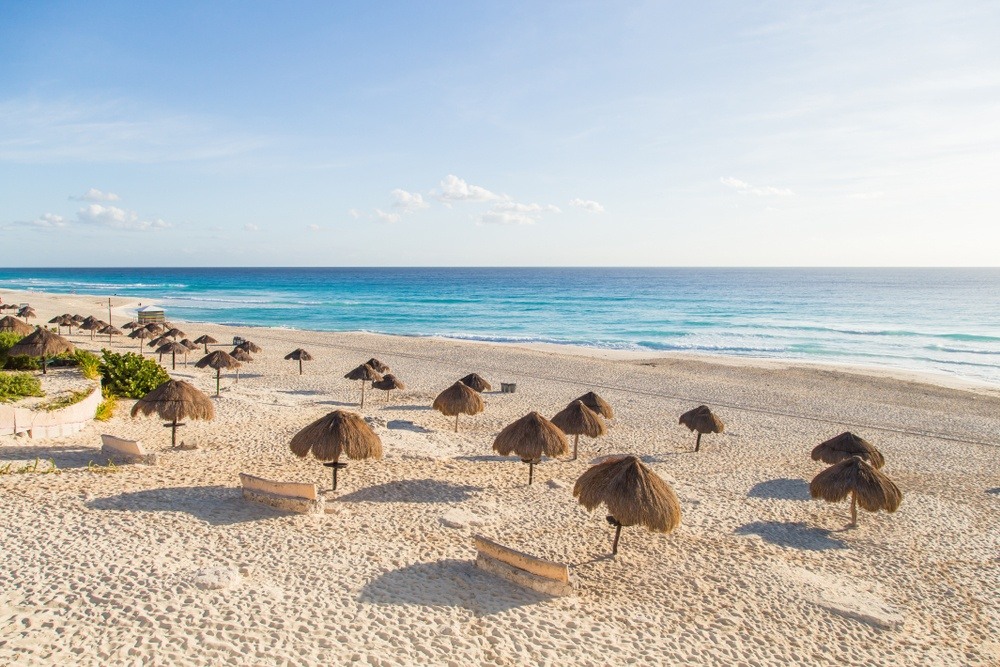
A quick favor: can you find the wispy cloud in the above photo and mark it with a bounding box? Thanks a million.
[244,223,259,231]
[307,224,321,232]
[569,198,605,213]
[374,208,401,224]
[71,188,120,202]
[390,188,429,213]
[720,177,794,196]
[435,174,502,204]
[478,200,561,225]
[76,204,171,231]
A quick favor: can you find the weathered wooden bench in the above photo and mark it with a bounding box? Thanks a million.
[238,473,325,515]
[473,534,574,596]
[100,434,158,465]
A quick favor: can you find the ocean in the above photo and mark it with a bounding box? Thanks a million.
[1,267,998,385]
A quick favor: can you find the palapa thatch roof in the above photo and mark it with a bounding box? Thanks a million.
[179,338,198,350]
[230,348,253,362]
[193,334,217,345]
[148,334,170,348]
[99,325,123,336]
[459,373,492,393]
[289,410,383,462]
[493,412,569,460]
[18,306,35,318]
[156,342,188,355]
[432,381,484,417]
[574,455,682,532]
[9,327,74,358]
[373,373,405,391]
[164,327,185,339]
[48,316,63,324]
[143,322,163,333]
[575,391,614,419]
[551,400,607,438]
[70,314,85,324]
[128,328,152,340]
[679,405,724,434]
[0,315,33,336]
[236,340,262,353]
[121,321,140,330]
[812,432,885,469]
[79,316,101,330]
[345,363,382,382]
[810,456,902,513]
[365,358,390,373]
[130,380,215,422]
[285,348,313,361]
[195,350,241,370]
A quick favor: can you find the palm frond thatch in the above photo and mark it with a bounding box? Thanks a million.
[131,380,215,447]
[230,348,253,362]
[345,363,381,382]
[492,412,568,460]
[366,357,389,373]
[196,350,241,370]
[289,410,383,462]
[551,399,606,460]
[285,348,313,361]
[811,432,885,469]
[0,315,33,336]
[8,327,74,374]
[679,404,724,452]
[179,338,198,350]
[575,391,614,419]
[236,340,262,353]
[810,456,902,525]
[193,334,217,344]
[373,374,405,391]
[433,381,484,432]
[459,373,492,393]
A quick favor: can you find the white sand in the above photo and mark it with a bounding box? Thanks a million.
[1,289,998,666]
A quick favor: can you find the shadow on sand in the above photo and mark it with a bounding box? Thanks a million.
[1,444,104,470]
[453,455,508,463]
[86,485,288,525]
[747,478,811,501]
[314,400,357,407]
[359,559,552,615]
[387,420,431,433]
[987,487,1000,496]
[735,521,847,551]
[338,478,482,504]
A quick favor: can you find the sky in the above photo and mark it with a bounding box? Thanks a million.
[1,1,998,267]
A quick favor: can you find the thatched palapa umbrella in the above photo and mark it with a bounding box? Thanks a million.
[71,314,85,326]
[99,324,122,345]
[131,380,215,448]
[18,306,35,323]
[460,373,492,393]
[230,347,253,382]
[164,327,186,340]
[492,412,568,485]
[128,327,152,353]
[193,334,217,353]
[679,405,724,452]
[373,374,405,403]
[236,340,262,354]
[345,363,382,409]
[574,455,682,555]
[196,350,241,396]
[0,315,33,336]
[121,321,140,330]
[433,381,484,433]
[8,327,74,375]
[143,322,163,334]
[551,399,607,460]
[51,314,75,334]
[366,357,389,373]
[810,456,902,526]
[285,348,312,375]
[812,432,885,470]
[79,316,102,340]
[156,342,188,370]
[575,391,614,419]
[289,410,383,490]
[180,338,198,351]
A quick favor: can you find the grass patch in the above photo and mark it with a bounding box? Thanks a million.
[0,372,44,402]
[95,394,118,421]
[38,386,96,412]
[0,458,61,475]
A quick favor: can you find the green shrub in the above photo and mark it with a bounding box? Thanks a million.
[73,349,101,380]
[0,372,44,402]
[0,332,39,370]
[99,350,170,398]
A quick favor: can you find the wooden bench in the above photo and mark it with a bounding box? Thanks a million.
[100,434,158,465]
[238,473,325,515]
[473,534,574,597]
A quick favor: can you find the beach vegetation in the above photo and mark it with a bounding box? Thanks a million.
[38,386,96,412]
[86,459,120,474]
[0,372,44,402]
[73,350,102,380]
[95,390,117,421]
[99,350,170,398]
[0,332,40,370]
[0,457,60,475]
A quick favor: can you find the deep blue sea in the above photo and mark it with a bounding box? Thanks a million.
[2,267,998,385]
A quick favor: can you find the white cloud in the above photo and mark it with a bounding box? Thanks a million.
[374,208,401,224]
[244,223,259,231]
[390,188,429,213]
[720,177,793,197]
[436,174,501,204]
[348,208,364,219]
[31,213,68,229]
[72,188,120,202]
[76,204,170,231]
[478,200,561,225]
[569,198,605,213]
[307,224,321,231]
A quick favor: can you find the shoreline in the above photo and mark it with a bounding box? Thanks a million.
[4,286,998,397]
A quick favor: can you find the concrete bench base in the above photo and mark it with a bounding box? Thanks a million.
[473,535,574,597]
[239,473,324,515]
[100,434,158,465]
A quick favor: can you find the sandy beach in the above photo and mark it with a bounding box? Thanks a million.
[1,289,998,666]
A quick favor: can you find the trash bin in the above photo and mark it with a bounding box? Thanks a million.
[500,382,517,393]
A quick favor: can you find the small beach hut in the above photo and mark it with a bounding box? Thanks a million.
[196,350,241,396]
[0,315,33,336]
[574,455,682,555]
[679,405,724,452]
[492,412,569,485]
[460,373,492,393]
[193,334,217,353]
[131,380,215,448]
[575,391,614,419]
[551,399,607,460]
[810,456,902,526]
[811,432,885,470]
[345,363,382,409]
[433,381,484,433]
[289,410,383,491]
[373,374,405,403]
[285,348,313,375]
[8,327,74,375]
[136,305,165,325]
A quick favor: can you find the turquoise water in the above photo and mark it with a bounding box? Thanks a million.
[1,267,998,384]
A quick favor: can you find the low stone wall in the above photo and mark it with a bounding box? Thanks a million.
[0,383,101,440]
[239,473,325,514]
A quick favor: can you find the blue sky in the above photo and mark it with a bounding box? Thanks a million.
[1,1,998,266]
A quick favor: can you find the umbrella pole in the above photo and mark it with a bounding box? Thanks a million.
[171,418,178,448]
[299,359,303,375]
[454,414,459,433]
[215,369,221,396]
[612,523,623,555]
[573,434,579,460]
[360,381,365,408]
[850,491,857,526]
[41,354,47,375]
[171,352,176,370]
[695,432,702,453]
[528,461,534,485]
